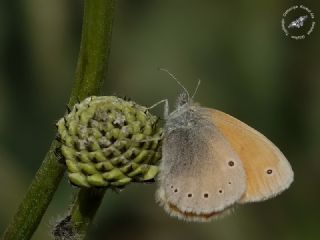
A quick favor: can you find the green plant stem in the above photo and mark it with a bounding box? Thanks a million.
[2,0,117,239]
[69,189,107,239]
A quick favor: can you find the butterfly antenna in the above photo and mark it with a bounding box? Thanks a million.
[159,68,190,100]
[191,79,201,99]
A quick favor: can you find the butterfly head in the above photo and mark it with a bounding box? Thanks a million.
[176,92,191,108]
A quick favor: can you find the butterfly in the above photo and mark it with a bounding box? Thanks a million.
[154,69,294,222]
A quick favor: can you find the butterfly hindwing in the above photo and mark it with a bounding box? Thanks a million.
[156,107,247,221]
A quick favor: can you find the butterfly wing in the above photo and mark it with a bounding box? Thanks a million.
[156,108,246,221]
[208,108,294,203]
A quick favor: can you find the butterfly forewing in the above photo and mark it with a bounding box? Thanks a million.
[209,108,294,203]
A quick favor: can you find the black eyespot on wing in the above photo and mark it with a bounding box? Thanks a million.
[266,169,273,174]
[228,161,234,167]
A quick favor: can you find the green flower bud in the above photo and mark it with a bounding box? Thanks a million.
[56,96,163,188]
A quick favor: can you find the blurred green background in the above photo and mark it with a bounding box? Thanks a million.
[1,0,320,239]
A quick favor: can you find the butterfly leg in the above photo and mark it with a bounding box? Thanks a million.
[147,99,169,119]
